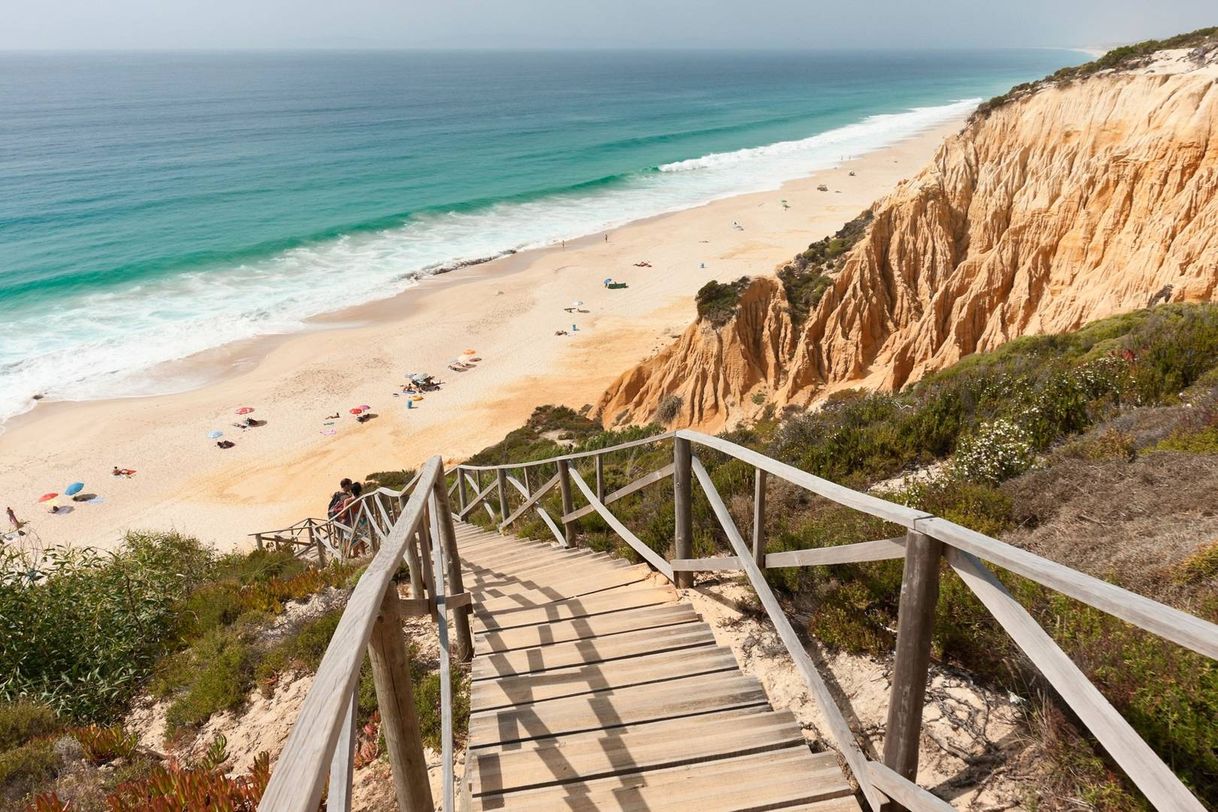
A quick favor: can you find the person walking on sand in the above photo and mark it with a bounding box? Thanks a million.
[6,506,19,530]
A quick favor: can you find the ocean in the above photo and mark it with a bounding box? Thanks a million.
[0,49,1082,425]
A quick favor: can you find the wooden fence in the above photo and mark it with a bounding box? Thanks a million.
[450,428,1218,812]
[259,429,1218,811]
[257,457,471,812]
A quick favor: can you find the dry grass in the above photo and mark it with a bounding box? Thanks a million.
[1004,452,1218,607]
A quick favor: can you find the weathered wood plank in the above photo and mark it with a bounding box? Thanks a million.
[259,457,443,811]
[567,468,675,580]
[474,603,700,652]
[470,645,740,712]
[469,563,653,606]
[472,585,678,631]
[948,549,1207,812]
[866,761,955,812]
[765,537,907,569]
[681,429,929,528]
[670,555,742,572]
[471,709,806,795]
[883,531,942,788]
[468,671,770,747]
[471,623,717,680]
[689,455,882,812]
[497,474,559,530]
[473,748,853,812]
[563,463,675,522]
[924,516,1218,660]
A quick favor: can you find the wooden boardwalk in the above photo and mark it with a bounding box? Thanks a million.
[456,520,861,812]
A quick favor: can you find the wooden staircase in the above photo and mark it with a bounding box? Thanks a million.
[457,521,861,812]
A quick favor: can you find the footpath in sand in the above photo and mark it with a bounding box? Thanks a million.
[0,120,961,553]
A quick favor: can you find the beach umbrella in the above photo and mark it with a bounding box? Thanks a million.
[359,404,371,411]
[349,407,365,415]
[235,406,255,415]
[463,348,477,355]
[571,300,584,309]
[208,430,224,439]
[409,372,429,382]
[603,277,613,285]
[65,482,84,496]
[38,493,58,503]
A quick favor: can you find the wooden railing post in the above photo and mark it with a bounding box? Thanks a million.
[432,475,473,662]
[496,468,509,524]
[307,520,327,566]
[366,584,433,812]
[595,455,605,503]
[752,468,767,568]
[405,526,426,600]
[522,466,531,495]
[327,691,357,812]
[882,529,943,797]
[557,459,576,546]
[457,467,468,512]
[254,533,264,552]
[673,436,693,588]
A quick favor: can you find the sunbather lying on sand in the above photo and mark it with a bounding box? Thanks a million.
[112,467,136,477]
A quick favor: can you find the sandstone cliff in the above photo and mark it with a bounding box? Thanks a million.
[599,43,1218,430]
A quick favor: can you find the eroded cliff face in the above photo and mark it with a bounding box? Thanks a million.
[599,49,1218,430]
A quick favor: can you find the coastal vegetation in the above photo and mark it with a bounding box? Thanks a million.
[0,529,455,809]
[694,276,751,326]
[467,303,1218,810]
[777,209,872,326]
[973,26,1218,119]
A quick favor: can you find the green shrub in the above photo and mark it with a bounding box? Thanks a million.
[0,532,217,721]
[0,702,60,751]
[164,628,254,734]
[0,739,59,797]
[695,277,751,326]
[1154,426,1218,454]
[255,609,343,692]
[951,418,1037,484]
[778,209,872,325]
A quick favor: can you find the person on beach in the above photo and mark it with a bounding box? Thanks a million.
[328,478,353,518]
[112,466,136,477]
[216,440,235,449]
[7,507,19,530]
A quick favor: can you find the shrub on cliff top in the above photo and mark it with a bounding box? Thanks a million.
[695,276,750,327]
[973,26,1218,119]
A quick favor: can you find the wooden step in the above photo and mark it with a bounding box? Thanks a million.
[472,585,678,631]
[470,708,807,795]
[471,645,741,712]
[464,552,627,587]
[468,671,770,747]
[475,603,701,653]
[472,622,718,680]
[472,748,855,811]
[474,565,654,612]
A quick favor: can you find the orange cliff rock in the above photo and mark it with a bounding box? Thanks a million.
[598,48,1218,431]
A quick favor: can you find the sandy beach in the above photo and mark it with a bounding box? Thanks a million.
[0,119,962,553]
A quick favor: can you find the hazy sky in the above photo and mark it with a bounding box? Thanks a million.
[0,0,1213,51]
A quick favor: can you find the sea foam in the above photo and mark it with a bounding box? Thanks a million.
[0,98,977,427]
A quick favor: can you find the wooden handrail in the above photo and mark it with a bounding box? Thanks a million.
[258,456,470,812]
[473,425,1218,810]
[264,424,1217,810]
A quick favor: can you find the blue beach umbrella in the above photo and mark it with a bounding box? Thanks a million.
[64,482,84,496]
[208,430,223,440]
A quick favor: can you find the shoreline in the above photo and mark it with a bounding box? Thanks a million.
[0,117,964,553]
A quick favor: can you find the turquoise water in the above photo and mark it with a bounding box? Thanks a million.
[0,49,1082,423]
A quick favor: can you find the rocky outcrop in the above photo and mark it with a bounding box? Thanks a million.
[599,46,1218,430]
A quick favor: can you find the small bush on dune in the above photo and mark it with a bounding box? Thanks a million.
[695,277,750,327]
[0,702,60,752]
[164,627,254,735]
